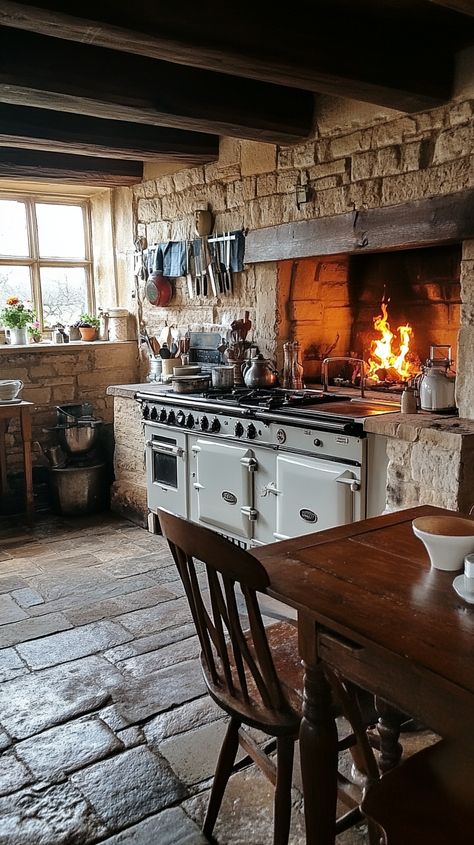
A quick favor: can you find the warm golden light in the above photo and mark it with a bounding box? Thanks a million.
[367,300,418,382]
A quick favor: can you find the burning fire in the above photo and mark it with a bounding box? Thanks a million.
[366,300,418,382]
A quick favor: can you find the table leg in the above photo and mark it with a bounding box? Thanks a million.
[20,408,34,525]
[375,697,403,773]
[0,419,9,497]
[299,613,338,845]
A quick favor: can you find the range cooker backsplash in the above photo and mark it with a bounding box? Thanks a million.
[141,393,373,548]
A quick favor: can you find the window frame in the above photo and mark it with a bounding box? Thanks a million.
[0,193,94,329]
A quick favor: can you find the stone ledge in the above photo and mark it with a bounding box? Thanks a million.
[363,412,473,438]
[107,383,170,400]
[0,341,136,356]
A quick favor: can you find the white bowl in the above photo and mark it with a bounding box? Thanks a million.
[412,516,474,571]
[0,379,23,400]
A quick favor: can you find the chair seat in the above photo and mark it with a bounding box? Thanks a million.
[361,740,474,844]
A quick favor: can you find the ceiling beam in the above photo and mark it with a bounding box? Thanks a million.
[0,104,219,163]
[0,1,455,113]
[0,29,313,144]
[428,1,474,15]
[0,148,143,186]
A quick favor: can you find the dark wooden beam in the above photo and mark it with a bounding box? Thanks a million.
[245,190,474,263]
[0,104,218,163]
[0,148,143,186]
[428,1,474,15]
[0,29,313,144]
[0,1,458,113]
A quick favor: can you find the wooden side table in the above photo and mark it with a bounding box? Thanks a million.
[0,400,34,525]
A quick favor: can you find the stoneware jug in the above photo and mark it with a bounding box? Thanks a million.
[241,354,279,388]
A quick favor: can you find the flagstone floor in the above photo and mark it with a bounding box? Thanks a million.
[0,510,434,844]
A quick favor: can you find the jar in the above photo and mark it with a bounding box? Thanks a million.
[400,384,417,414]
[107,308,129,342]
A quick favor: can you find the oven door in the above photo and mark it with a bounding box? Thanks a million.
[274,453,360,540]
[145,427,188,516]
[192,439,257,539]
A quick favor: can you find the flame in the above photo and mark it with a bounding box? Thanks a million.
[367,301,418,382]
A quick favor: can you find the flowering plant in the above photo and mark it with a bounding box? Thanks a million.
[0,297,35,329]
[28,320,42,341]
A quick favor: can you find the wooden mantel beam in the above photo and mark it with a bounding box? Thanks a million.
[0,104,219,163]
[0,29,313,145]
[245,190,474,263]
[0,1,457,113]
[0,148,143,186]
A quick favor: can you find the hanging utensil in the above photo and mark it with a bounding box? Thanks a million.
[185,240,194,300]
[224,232,233,295]
[202,236,217,297]
[159,342,171,359]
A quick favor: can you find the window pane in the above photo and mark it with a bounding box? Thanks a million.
[0,200,29,256]
[36,204,86,259]
[0,266,32,309]
[41,267,88,326]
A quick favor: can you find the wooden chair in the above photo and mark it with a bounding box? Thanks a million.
[158,508,379,845]
[361,739,474,844]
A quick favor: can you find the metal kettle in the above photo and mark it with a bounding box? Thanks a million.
[241,354,279,388]
[416,347,456,412]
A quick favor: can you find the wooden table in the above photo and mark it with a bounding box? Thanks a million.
[0,400,34,524]
[252,505,474,844]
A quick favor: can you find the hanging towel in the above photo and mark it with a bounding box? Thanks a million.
[229,230,245,272]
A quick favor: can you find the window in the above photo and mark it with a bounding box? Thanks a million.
[0,196,94,328]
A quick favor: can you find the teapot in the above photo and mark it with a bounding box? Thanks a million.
[241,354,279,388]
[415,346,456,412]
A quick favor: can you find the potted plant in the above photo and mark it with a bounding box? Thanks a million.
[0,297,35,345]
[28,321,42,343]
[74,314,100,341]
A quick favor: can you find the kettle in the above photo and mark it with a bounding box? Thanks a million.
[416,346,456,412]
[241,354,279,388]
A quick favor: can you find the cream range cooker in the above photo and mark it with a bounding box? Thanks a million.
[137,386,393,547]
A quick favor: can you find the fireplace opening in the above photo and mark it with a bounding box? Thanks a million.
[280,243,461,390]
[348,244,461,381]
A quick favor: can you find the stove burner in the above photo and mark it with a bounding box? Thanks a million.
[201,387,335,409]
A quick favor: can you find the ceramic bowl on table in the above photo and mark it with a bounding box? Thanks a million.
[412,515,474,571]
[0,379,23,401]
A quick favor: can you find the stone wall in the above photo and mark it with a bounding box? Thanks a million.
[364,414,474,513]
[109,395,147,526]
[128,95,474,378]
[1,342,139,472]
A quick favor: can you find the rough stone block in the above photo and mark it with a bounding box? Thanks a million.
[15,715,122,778]
[240,140,277,176]
[433,125,474,164]
[218,137,241,166]
[256,173,277,196]
[308,158,349,180]
[371,117,417,148]
[98,806,207,845]
[0,612,73,650]
[277,147,294,170]
[137,198,162,224]
[276,171,299,194]
[0,647,28,682]
[463,239,474,261]
[0,780,107,843]
[153,175,175,197]
[292,142,316,168]
[0,751,32,796]
[17,620,133,670]
[172,167,205,193]
[328,129,372,159]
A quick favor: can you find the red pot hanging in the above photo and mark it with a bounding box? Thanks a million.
[145,273,173,307]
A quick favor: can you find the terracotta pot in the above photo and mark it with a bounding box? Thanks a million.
[79,327,97,341]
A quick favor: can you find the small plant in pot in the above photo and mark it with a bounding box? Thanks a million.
[74,314,100,341]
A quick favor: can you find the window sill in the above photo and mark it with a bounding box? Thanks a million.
[0,340,136,355]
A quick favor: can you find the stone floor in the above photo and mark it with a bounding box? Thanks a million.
[0,510,435,845]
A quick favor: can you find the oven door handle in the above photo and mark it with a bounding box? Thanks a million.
[146,441,185,458]
[335,470,360,492]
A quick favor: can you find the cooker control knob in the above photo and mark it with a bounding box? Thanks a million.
[142,404,150,419]
[200,415,209,431]
[176,411,186,427]
[313,437,322,447]
[234,422,244,437]
[210,417,220,432]
[159,408,167,422]
[167,410,176,425]
[186,413,195,428]
[150,406,158,420]
[246,423,257,440]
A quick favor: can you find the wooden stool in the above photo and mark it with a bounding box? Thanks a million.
[0,400,34,525]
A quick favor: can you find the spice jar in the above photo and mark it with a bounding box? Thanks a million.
[107,308,129,342]
[401,383,417,414]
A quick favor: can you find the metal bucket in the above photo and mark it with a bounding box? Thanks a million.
[49,461,108,515]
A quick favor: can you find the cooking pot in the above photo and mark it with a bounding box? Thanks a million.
[170,374,211,394]
[241,354,279,388]
[146,272,173,307]
[211,365,234,389]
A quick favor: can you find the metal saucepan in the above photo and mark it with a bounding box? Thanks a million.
[170,374,211,394]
